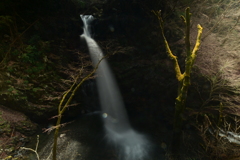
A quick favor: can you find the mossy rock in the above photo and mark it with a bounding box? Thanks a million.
[14,120,37,136]
[0,105,37,136]
[0,112,11,135]
[0,85,57,121]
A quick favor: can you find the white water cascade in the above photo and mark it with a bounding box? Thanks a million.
[80,15,150,160]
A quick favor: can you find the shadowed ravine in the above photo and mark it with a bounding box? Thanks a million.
[80,15,151,160]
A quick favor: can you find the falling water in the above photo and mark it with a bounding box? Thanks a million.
[80,15,150,160]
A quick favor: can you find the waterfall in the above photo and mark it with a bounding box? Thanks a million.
[80,15,150,160]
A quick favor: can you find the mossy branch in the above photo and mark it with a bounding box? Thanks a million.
[52,56,105,160]
[191,24,203,63]
[152,10,184,82]
[183,7,191,57]
[154,7,203,158]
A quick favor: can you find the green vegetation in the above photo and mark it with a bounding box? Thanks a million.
[71,0,86,8]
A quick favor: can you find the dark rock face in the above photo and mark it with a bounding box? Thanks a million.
[87,1,178,119]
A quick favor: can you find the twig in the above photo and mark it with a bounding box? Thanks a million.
[20,135,40,160]
[52,55,106,160]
